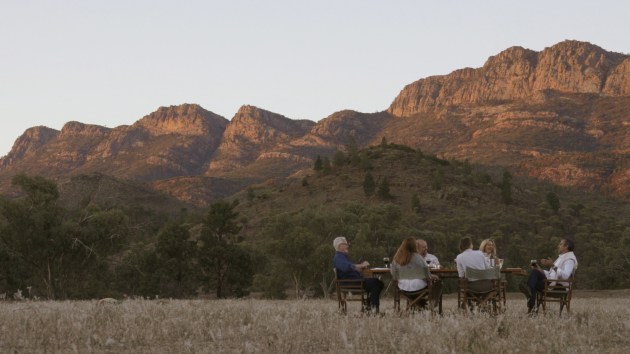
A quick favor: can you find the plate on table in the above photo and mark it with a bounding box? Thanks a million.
[370,267,390,272]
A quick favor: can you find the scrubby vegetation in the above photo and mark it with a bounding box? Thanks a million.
[1,143,629,300]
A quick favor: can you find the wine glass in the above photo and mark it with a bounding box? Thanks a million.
[383,257,390,268]
[498,259,504,269]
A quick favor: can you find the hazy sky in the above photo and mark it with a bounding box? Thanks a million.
[2,0,629,157]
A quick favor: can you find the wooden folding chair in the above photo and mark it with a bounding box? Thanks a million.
[538,270,576,315]
[458,267,501,314]
[393,266,439,314]
[334,269,368,314]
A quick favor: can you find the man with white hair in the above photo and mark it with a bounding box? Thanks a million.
[333,236,384,313]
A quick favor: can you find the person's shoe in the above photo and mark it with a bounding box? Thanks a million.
[527,307,538,316]
[519,283,532,299]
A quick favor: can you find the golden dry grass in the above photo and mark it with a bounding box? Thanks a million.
[1,293,629,353]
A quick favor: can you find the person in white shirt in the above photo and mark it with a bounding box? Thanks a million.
[521,238,578,313]
[416,239,440,267]
[455,236,491,292]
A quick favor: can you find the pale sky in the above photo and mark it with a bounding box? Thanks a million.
[1,0,629,157]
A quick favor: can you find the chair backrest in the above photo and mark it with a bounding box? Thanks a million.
[547,267,577,287]
[332,268,367,313]
[465,267,500,282]
[333,268,363,289]
[397,265,430,281]
[540,269,577,315]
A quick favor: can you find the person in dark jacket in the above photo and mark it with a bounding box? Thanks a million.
[333,236,384,313]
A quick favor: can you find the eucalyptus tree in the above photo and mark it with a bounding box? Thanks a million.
[198,200,253,298]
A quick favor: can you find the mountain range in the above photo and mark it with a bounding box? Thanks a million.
[1,40,629,207]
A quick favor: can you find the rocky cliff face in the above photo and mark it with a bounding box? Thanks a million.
[1,40,629,203]
[0,126,59,169]
[205,105,315,175]
[0,104,228,191]
[388,41,629,117]
[381,41,630,198]
[135,104,227,137]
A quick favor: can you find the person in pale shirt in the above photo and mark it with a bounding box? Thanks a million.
[479,238,499,267]
[520,238,578,313]
[455,236,491,292]
[416,239,440,267]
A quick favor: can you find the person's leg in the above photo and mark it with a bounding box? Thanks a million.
[363,278,384,311]
[431,280,443,310]
[526,269,546,312]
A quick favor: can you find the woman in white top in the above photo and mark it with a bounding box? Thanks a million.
[479,238,499,267]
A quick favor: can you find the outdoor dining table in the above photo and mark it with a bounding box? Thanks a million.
[367,267,526,314]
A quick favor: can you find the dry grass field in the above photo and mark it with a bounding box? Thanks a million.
[1,291,629,353]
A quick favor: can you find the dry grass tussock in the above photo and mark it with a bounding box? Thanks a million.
[0,295,629,353]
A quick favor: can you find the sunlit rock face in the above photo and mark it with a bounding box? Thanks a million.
[388,41,628,117]
[2,41,630,202]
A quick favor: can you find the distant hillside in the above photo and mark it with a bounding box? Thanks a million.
[230,144,630,291]
[57,173,196,215]
[1,40,629,204]
[233,144,630,237]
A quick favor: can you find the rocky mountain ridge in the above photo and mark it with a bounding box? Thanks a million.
[1,40,629,205]
[388,41,630,117]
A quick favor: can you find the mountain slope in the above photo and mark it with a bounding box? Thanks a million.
[1,40,629,203]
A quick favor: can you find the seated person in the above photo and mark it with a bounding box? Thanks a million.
[520,238,578,313]
[455,236,492,293]
[390,237,442,307]
[479,238,499,267]
[333,236,384,313]
[416,239,440,267]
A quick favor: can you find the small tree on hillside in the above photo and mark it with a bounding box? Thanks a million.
[500,171,513,205]
[333,150,346,168]
[322,157,332,175]
[363,172,375,196]
[313,155,323,171]
[377,177,391,199]
[246,186,255,203]
[546,192,561,214]
[345,135,360,166]
[411,193,421,213]
[430,169,443,190]
[199,200,253,298]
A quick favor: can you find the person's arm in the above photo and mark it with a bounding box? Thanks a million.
[456,256,464,277]
[354,261,369,271]
[333,254,354,273]
[390,262,399,280]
